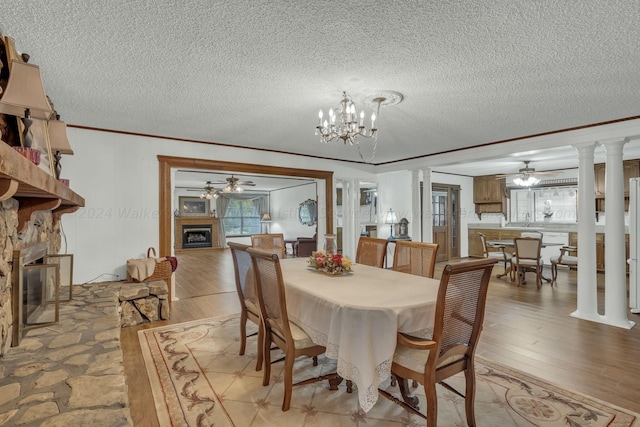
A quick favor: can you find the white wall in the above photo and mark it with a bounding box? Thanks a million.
[377,171,413,239]
[374,170,474,257]
[62,127,376,284]
[270,183,317,240]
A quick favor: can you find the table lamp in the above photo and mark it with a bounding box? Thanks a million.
[47,117,74,179]
[385,209,397,237]
[0,60,54,144]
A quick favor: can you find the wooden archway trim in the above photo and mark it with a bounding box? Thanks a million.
[157,155,333,257]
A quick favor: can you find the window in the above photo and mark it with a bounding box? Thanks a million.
[223,199,261,236]
[509,186,577,224]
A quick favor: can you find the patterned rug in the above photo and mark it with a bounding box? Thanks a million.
[138,315,639,427]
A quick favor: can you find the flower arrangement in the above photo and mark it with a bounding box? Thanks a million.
[308,250,353,275]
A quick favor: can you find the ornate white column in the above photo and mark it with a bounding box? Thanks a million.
[421,167,433,243]
[570,142,598,322]
[341,179,360,259]
[601,139,635,328]
[411,169,421,241]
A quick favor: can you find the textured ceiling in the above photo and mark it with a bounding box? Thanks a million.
[1,0,639,170]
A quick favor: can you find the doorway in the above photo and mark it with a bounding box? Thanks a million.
[428,184,460,262]
[157,156,333,257]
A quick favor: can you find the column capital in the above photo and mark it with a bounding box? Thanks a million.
[598,137,627,149]
[572,141,597,152]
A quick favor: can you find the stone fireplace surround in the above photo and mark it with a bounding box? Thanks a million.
[0,199,62,356]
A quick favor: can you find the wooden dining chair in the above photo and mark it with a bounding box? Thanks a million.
[392,241,439,278]
[356,236,389,268]
[550,245,578,283]
[251,233,285,258]
[228,242,263,371]
[247,247,333,411]
[479,233,514,280]
[513,237,544,287]
[378,258,498,427]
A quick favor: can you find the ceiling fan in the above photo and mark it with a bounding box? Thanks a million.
[197,181,221,199]
[496,161,556,187]
[209,175,256,193]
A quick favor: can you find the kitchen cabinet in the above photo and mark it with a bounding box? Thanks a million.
[473,175,506,218]
[594,160,639,211]
[594,163,606,197]
[568,232,629,272]
[468,228,521,258]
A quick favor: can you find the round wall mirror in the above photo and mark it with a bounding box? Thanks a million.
[298,199,317,226]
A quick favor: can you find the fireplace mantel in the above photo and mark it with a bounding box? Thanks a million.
[0,143,85,231]
[175,217,221,253]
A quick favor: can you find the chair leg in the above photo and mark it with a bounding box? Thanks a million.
[255,322,264,371]
[282,352,295,411]
[425,382,438,427]
[536,265,543,288]
[464,363,477,427]
[551,262,557,283]
[262,330,272,387]
[239,311,247,356]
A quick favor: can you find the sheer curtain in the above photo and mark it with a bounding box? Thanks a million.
[217,196,232,248]
[217,195,268,247]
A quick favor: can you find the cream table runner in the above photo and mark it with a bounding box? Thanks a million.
[279,258,439,412]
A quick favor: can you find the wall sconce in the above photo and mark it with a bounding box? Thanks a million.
[0,60,54,143]
[385,208,397,237]
[47,117,74,179]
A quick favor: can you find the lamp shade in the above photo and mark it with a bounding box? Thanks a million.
[0,60,53,120]
[48,120,74,154]
[385,209,397,224]
[261,213,272,222]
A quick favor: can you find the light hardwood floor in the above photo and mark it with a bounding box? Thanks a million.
[120,250,640,426]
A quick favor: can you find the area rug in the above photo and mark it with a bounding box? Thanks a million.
[139,315,639,427]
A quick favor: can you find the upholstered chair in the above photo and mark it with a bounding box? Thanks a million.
[379,258,498,426]
[251,233,285,258]
[228,242,263,371]
[356,236,389,268]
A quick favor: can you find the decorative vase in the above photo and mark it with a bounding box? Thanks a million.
[323,234,337,256]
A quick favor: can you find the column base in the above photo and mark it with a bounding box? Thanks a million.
[570,310,636,329]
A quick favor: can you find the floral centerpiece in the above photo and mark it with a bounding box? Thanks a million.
[308,250,353,275]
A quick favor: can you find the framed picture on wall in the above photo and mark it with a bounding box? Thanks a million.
[179,196,210,217]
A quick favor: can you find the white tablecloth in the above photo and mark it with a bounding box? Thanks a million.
[279,258,439,412]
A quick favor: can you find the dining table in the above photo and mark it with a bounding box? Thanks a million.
[278,257,440,413]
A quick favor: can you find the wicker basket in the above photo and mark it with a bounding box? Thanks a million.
[145,247,172,283]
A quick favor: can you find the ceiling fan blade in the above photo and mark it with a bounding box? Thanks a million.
[236,181,256,186]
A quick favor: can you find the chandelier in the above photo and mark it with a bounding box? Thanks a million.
[315,91,402,162]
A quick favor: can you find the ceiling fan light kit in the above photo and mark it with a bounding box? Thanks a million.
[498,161,556,187]
[201,175,256,197]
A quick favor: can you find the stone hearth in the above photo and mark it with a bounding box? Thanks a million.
[0,282,133,426]
[119,280,170,327]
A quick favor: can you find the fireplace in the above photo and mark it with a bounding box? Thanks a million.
[12,242,60,347]
[182,225,213,249]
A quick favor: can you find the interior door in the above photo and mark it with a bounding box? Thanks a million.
[432,190,448,262]
[430,184,461,262]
